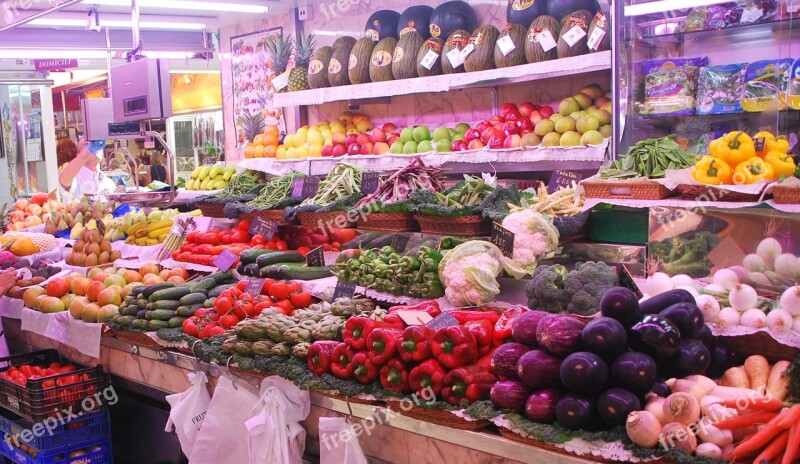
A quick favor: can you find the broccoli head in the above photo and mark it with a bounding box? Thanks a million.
[563,261,619,316]
[525,264,569,313]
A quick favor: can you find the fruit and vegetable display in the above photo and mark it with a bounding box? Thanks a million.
[352,158,446,212]
[601,135,696,179]
[185,164,239,191]
[4,193,63,231]
[0,233,58,257]
[692,131,795,185]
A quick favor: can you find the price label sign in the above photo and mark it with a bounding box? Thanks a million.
[390,234,410,253]
[754,137,766,152]
[563,26,587,47]
[332,281,357,300]
[213,249,238,272]
[96,220,106,239]
[361,172,380,194]
[547,170,582,193]
[306,246,324,267]
[303,177,320,198]
[536,30,558,52]
[460,43,475,60]
[446,48,464,68]
[490,222,515,258]
[291,178,306,197]
[420,50,439,70]
[426,312,460,330]
[587,27,606,51]
[245,278,266,296]
[249,217,279,241]
[272,73,289,91]
[497,35,516,56]
[619,265,643,299]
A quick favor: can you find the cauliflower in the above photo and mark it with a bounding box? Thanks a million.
[501,209,560,275]
[439,241,522,306]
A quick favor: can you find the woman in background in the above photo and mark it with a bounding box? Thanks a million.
[148,152,170,185]
[56,139,78,170]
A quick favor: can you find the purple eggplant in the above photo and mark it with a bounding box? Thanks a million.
[649,381,670,398]
[536,315,585,357]
[491,343,531,380]
[659,302,704,339]
[490,380,532,412]
[628,315,681,359]
[511,310,550,347]
[694,324,714,349]
[556,394,598,430]
[517,350,562,389]
[559,352,608,394]
[709,344,739,378]
[597,388,641,427]
[581,317,627,362]
[671,339,711,377]
[600,287,641,327]
[525,389,563,424]
[639,289,695,315]
[611,352,657,393]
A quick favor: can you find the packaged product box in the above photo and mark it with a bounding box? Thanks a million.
[640,57,708,117]
[696,63,747,115]
[740,58,792,112]
[787,59,800,109]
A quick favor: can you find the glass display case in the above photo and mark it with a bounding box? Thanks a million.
[613,0,800,157]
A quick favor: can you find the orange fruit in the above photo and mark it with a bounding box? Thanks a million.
[265,146,277,158]
[264,134,279,146]
[254,145,266,158]
[265,125,279,137]
[253,134,265,145]
[244,145,255,158]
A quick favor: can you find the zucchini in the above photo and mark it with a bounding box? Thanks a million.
[141,282,175,299]
[239,249,278,265]
[116,315,136,326]
[149,309,178,321]
[242,263,260,277]
[119,305,140,316]
[168,316,188,328]
[176,304,203,317]
[203,298,216,308]
[148,320,170,330]
[149,286,192,302]
[256,251,304,268]
[260,264,332,280]
[132,319,149,330]
[179,293,208,306]
[137,299,148,309]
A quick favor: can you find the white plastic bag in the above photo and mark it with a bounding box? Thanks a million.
[189,375,259,464]
[165,371,211,456]
[246,376,311,464]
[318,417,369,464]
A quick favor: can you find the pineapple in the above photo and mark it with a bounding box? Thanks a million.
[289,34,315,92]
[241,113,265,159]
[265,32,293,93]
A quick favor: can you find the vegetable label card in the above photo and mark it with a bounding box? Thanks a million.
[426,312,459,330]
[302,177,320,198]
[754,137,766,152]
[490,222,515,258]
[245,278,265,296]
[306,246,324,267]
[291,178,305,197]
[249,217,279,241]
[360,172,380,194]
[391,234,410,253]
[548,170,582,193]
[213,249,238,272]
[395,310,433,326]
[333,281,357,300]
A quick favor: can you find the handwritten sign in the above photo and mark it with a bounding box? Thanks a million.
[291,178,305,197]
[619,265,644,299]
[490,222,515,258]
[245,278,266,296]
[395,310,433,326]
[754,137,766,152]
[332,281,357,300]
[548,170,582,193]
[391,234,410,253]
[96,221,106,239]
[249,217,279,241]
[306,246,324,267]
[426,312,460,330]
[360,172,380,194]
[303,177,320,198]
[213,249,238,272]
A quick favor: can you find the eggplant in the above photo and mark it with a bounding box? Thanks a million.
[490,380,532,412]
[670,339,711,377]
[559,352,608,394]
[581,317,627,362]
[600,287,641,327]
[649,381,670,398]
[597,388,641,427]
[517,350,562,389]
[525,389,563,424]
[511,310,550,347]
[639,289,695,315]
[491,343,531,380]
[536,315,585,357]
[694,324,714,349]
[628,315,681,359]
[556,394,597,430]
[610,352,657,393]
[659,302,704,339]
[709,344,739,377]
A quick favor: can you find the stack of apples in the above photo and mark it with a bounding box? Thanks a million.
[321,121,401,158]
[451,102,556,152]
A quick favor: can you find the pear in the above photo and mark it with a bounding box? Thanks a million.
[70,224,84,240]
[57,220,68,231]
[86,219,97,231]
[147,210,162,222]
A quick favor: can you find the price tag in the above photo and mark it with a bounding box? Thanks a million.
[536,30,558,52]
[420,49,439,70]
[547,170,582,193]
[395,310,433,326]
[390,234,410,253]
[360,172,380,194]
[619,265,643,299]
[754,137,766,152]
[333,281,357,300]
[587,27,606,51]
[306,246,324,267]
[245,278,266,296]
[302,177,320,198]
[291,178,305,197]
[213,249,238,272]
[563,26,587,47]
[497,35,516,56]
[490,222,515,258]
[446,48,464,69]
[460,43,475,60]
[272,73,289,91]
[16,268,32,281]
[96,221,106,239]
[426,312,460,330]
[249,217,279,241]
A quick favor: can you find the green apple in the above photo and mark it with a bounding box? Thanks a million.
[560,131,582,147]
[580,130,604,145]
[559,97,580,116]
[417,140,433,153]
[455,123,470,134]
[403,140,418,154]
[542,132,561,147]
[436,139,451,152]
[599,124,612,138]
[389,141,405,154]
[534,120,555,137]
[452,133,465,142]
[576,114,600,134]
[413,126,431,142]
[554,116,576,134]
[399,127,414,144]
[432,126,451,142]
[573,93,593,110]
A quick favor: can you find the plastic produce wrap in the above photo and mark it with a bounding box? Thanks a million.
[741,58,792,112]
[726,0,778,25]
[640,57,708,116]
[684,5,728,31]
[696,63,747,115]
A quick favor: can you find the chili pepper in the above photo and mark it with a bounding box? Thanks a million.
[493,306,528,346]
[379,358,410,394]
[416,280,444,299]
[389,300,442,319]
[374,262,389,276]
[439,236,467,250]
[330,343,357,379]
[343,317,380,350]
[380,246,396,256]
[348,259,362,272]
[449,310,500,325]
[366,328,402,366]
[399,325,435,363]
[764,151,796,178]
[692,156,733,185]
[418,247,442,271]
[441,365,497,406]
[399,256,421,272]
[364,250,379,262]
[359,274,377,287]
[352,351,379,384]
[463,319,494,356]
[307,341,340,376]
[712,131,755,167]
[408,359,446,397]
[734,156,775,184]
[476,347,497,374]
[394,273,410,285]
[432,325,479,369]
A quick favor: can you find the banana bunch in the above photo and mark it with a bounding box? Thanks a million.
[186,165,236,191]
[124,220,174,246]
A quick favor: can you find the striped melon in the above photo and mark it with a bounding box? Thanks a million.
[331,36,356,51]
[587,12,610,53]
[349,38,376,84]
[328,37,356,87]
[494,23,527,68]
[416,38,445,77]
[369,37,397,82]
[464,25,499,72]
[525,15,561,63]
[392,30,424,80]
[441,29,470,74]
[557,10,592,59]
[308,46,332,89]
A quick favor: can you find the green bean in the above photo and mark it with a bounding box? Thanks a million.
[601,135,694,179]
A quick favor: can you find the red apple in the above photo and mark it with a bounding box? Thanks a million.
[373,142,390,155]
[489,116,505,127]
[332,131,346,145]
[539,105,554,118]
[383,123,397,133]
[503,134,522,149]
[529,111,543,125]
[502,121,520,136]
[360,142,374,155]
[370,128,387,143]
[347,144,361,156]
[345,134,358,146]
[467,139,485,150]
[504,111,520,122]
[516,117,534,133]
[480,126,503,145]
[500,103,519,118]
[387,135,399,146]
[464,128,481,142]
[332,144,347,157]
[486,133,504,149]
[518,102,536,117]
[356,133,371,146]
[321,145,334,157]
[451,139,468,152]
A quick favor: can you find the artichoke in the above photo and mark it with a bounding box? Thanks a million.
[222,336,239,354]
[241,320,269,341]
[266,315,296,342]
[292,342,310,360]
[271,342,292,356]
[252,340,276,356]
[331,298,357,317]
[283,319,316,344]
[235,340,254,357]
[293,308,326,323]
[312,315,346,341]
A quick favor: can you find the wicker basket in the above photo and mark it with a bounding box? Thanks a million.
[385,399,490,431]
[773,184,800,204]
[108,330,164,350]
[414,214,490,236]
[239,209,291,225]
[677,184,765,202]
[196,200,227,218]
[582,179,672,200]
[357,212,418,232]
[298,211,355,228]
[717,331,800,364]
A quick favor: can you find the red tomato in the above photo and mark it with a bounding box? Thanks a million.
[287,282,302,293]
[219,314,239,329]
[322,244,336,252]
[19,365,33,377]
[272,299,294,315]
[209,311,220,322]
[41,380,55,389]
[268,283,292,301]
[260,278,275,295]
[210,246,226,256]
[215,297,233,315]
[59,365,77,374]
[242,302,257,318]
[182,319,199,336]
[232,305,247,320]
[177,251,192,262]
[231,230,250,244]
[179,243,195,253]
[194,308,210,317]
[250,234,266,246]
[296,247,311,256]
[331,228,358,244]
[254,301,272,313]
[236,281,248,292]
[238,220,251,231]
[274,240,288,251]
[210,326,226,336]
[56,374,79,387]
[263,242,277,250]
[199,256,214,266]
[220,232,233,245]
[289,292,313,309]
[198,326,211,339]
[228,287,242,299]
[199,233,220,246]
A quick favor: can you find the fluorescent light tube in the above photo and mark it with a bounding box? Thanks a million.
[83,0,269,13]
[28,18,207,29]
[0,49,109,59]
[625,0,727,17]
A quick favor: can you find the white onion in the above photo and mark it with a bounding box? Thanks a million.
[716,308,740,329]
[676,285,699,297]
[699,396,723,416]
[729,284,758,312]
[766,309,793,333]
[740,309,767,328]
[696,443,723,459]
[703,283,727,294]
[743,253,766,272]
[756,238,782,268]
[695,294,721,322]
[774,253,800,280]
[712,268,739,291]
[748,272,772,287]
[645,272,674,297]
[793,316,800,335]
[727,266,751,284]
[779,286,800,316]
[671,274,695,288]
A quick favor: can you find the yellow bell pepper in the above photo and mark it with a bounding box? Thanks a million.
[692,156,733,185]
[711,131,756,167]
[752,131,789,157]
[764,151,796,178]
[733,157,775,184]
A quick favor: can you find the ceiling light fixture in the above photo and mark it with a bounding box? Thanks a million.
[82,0,269,13]
[0,49,109,59]
[625,0,726,17]
[28,17,208,30]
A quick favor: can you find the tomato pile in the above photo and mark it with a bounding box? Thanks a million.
[0,363,86,388]
[182,280,314,339]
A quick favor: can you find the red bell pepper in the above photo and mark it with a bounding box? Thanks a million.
[343,317,379,350]
[449,309,500,325]
[399,326,435,363]
[463,319,493,356]
[366,328,402,366]
[389,300,442,319]
[408,359,446,397]
[307,341,339,376]
[432,326,478,369]
[351,351,378,384]
[382,312,405,330]
[476,347,497,375]
[330,343,356,380]
[441,365,497,406]
[379,358,410,394]
[493,306,528,346]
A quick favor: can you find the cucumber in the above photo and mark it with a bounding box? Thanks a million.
[137,299,148,309]
[148,320,170,330]
[190,271,234,292]
[239,249,279,265]
[149,286,192,302]
[179,293,208,306]
[141,282,175,299]
[242,263,260,277]
[149,300,181,311]
[176,304,203,317]
[256,251,304,268]
[204,298,216,308]
[119,305,140,316]
[149,309,178,321]
[116,315,136,326]
[236,262,248,275]
[168,316,188,328]
[132,319,149,330]
[260,264,332,280]
[209,284,233,298]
